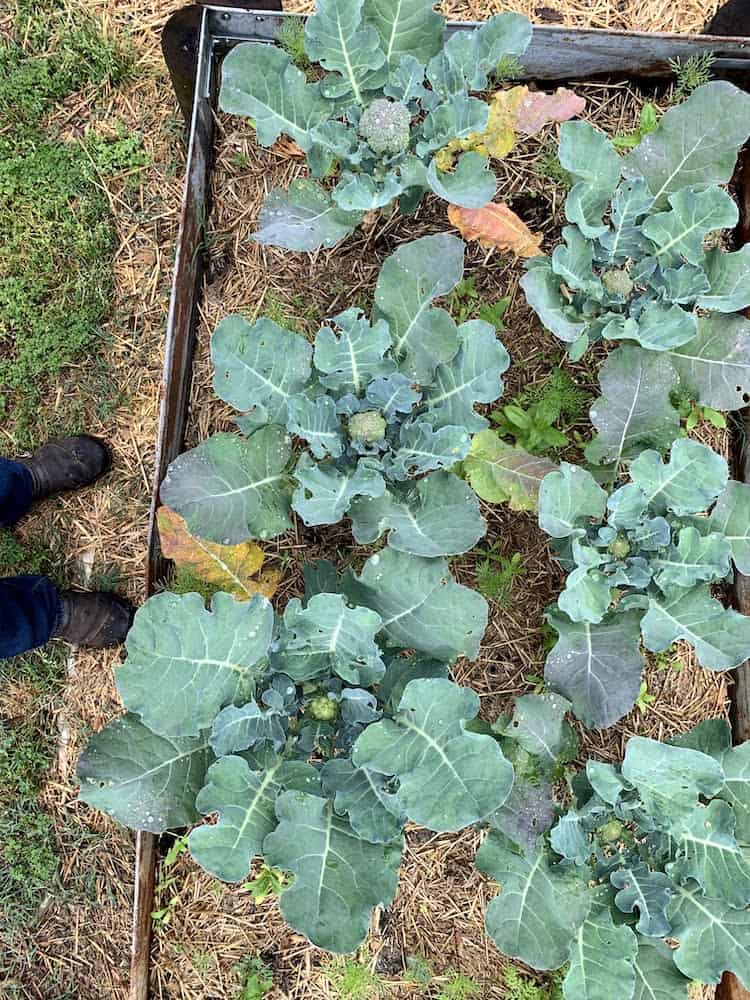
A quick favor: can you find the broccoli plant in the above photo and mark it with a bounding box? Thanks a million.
[478,715,750,999]
[537,439,750,728]
[77,558,513,953]
[160,235,509,559]
[219,0,533,249]
[521,82,750,474]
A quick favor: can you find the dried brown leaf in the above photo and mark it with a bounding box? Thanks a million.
[447,202,544,257]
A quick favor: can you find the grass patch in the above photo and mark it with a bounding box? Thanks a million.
[0,0,144,448]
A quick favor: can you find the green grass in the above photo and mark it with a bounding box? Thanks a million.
[435,971,482,999]
[234,957,274,1000]
[503,967,565,1000]
[0,0,143,447]
[325,958,386,999]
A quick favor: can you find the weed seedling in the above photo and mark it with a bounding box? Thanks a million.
[635,680,656,715]
[326,958,386,999]
[242,863,291,903]
[612,102,658,150]
[476,548,526,608]
[669,53,715,102]
[436,971,482,1000]
[234,956,273,1000]
[276,16,313,77]
[503,967,565,1000]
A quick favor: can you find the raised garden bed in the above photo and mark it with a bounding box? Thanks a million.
[84,4,750,997]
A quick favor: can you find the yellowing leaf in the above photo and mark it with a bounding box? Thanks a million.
[480,86,527,158]
[157,506,281,600]
[448,202,543,257]
[515,87,586,136]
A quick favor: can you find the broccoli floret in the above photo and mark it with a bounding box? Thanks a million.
[601,267,634,298]
[348,410,387,443]
[358,98,411,155]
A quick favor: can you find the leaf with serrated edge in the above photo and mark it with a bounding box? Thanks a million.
[668,880,750,986]
[374,233,463,383]
[304,0,385,104]
[563,908,637,1000]
[545,610,644,729]
[210,701,286,756]
[464,432,557,510]
[286,394,343,460]
[292,453,385,526]
[211,314,312,422]
[76,713,213,833]
[719,741,750,844]
[321,758,405,843]
[629,438,727,516]
[362,0,444,64]
[698,244,750,312]
[349,470,485,557]
[117,592,274,738]
[161,427,293,545]
[342,549,488,661]
[352,677,512,830]
[314,307,395,394]
[585,345,680,468]
[219,44,330,149]
[651,527,731,591]
[157,507,280,600]
[642,186,738,266]
[560,121,621,237]
[477,835,592,970]
[641,584,750,671]
[387,421,471,480]
[632,940,690,1000]
[515,87,586,135]
[667,313,750,412]
[669,799,750,908]
[539,462,607,539]
[623,81,750,208]
[610,863,673,937]
[264,791,402,954]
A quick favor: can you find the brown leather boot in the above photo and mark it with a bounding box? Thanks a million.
[53,591,134,648]
[17,435,111,499]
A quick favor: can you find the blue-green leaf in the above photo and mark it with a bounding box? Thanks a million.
[292,453,385,525]
[304,0,386,104]
[387,421,471,480]
[559,122,621,237]
[362,0,444,64]
[611,863,673,937]
[425,151,496,208]
[520,258,586,344]
[321,758,405,843]
[669,800,750,908]
[642,186,738,266]
[667,313,750,412]
[253,180,362,251]
[651,527,732,590]
[314,307,395,395]
[563,908,637,1000]
[668,880,750,986]
[287,395,343,459]
[210,701,286,756]
[629,438,728,516]
[539,462,607,539]
[698,244,750,312]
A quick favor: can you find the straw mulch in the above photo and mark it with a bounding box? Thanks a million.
[1,0,730,998]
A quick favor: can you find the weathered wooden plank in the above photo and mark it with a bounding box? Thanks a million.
[207,8,750,80]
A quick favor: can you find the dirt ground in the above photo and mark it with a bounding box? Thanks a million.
[1,1,734,998]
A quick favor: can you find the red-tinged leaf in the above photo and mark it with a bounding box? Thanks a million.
[447,202,544,257]
[515,87,586,136]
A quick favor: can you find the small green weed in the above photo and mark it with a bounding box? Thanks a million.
[326,958,386,999]
[242,863,291,903]
[669,53,715,102]
[654,646,684,673]
[503,967,565,1000]
[170,567,221,604]
[532,143,573,190]
[151,835,188,929]
[436,971,482,1000]
[234,956,273,1000]
[494,54,524,81]
[493,370,590,456]
[476,547,525,608]
[405,954,434,985]
[448,277,510,329]
[635,680,656,715]
[671,385,727,434]
[276,17,313,77]
[612,102,658,150]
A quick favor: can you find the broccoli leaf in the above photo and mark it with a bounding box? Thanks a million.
[668,880,750,986]
[252,180,363,251]
[292,453,385,525]
[559,122,621,237]
[304,0,386,103]
[666,313,750,412]
[463,432,556,510]
[314,308,395,394]
[321,757,405,843]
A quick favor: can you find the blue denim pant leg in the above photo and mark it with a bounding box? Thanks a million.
[0,575,63,659]
[0,458,34,528]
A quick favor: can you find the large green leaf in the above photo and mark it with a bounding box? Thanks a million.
[264,791,402,953]
[352,678,512,830]
[629,438,728,516]
[623,81,750,207]
[627,301,697,352]
[188,753,315,882]
[669,800,750,908]
[212,315,312,423]
[349,470,485,557]
[641,186,738,266]
[376,654,450,713]
[76,713,213,833]
[210,701,286,756]
[253,180,362,251]
[610,863,673,937]
[505,693,574,768]
[421,319,509,433]
[343,548,488,661]
[117,593,273,737]
[599,178,654,262]
[489,780,556,856]
[463,432,556,510]
[387,420,471,480]
[520,259,586,344]
[539,462,607,538]
[425,151,497,208]
[292,453,385,525]
[373,234,463,383]
[667,313,750,412]
[720,742,750,844]
[698,245,750,312]
[287,395,343,459]
[668,880,750,986]
[273,593,385,686]
[333,169,404,211]
[362,0,444,64]
[559,122,621,237]
[304,0,385,103]
[477,835,591,970]
[161,427,293,545]
[220,44,330,149]
[314,307,395,394]
[321,758,405,843]
[417,94,489,155]
[621,737,725,829]
[632,940,690,1000]
[438,12,531,91]
[651,525,731,591]
[563,908,637,1000]
[544,610,645,729]
[641,584,750,671]
[585,345,680,467]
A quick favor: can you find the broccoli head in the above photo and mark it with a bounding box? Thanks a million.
[358,98,411,156]
[348,410,387,443]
